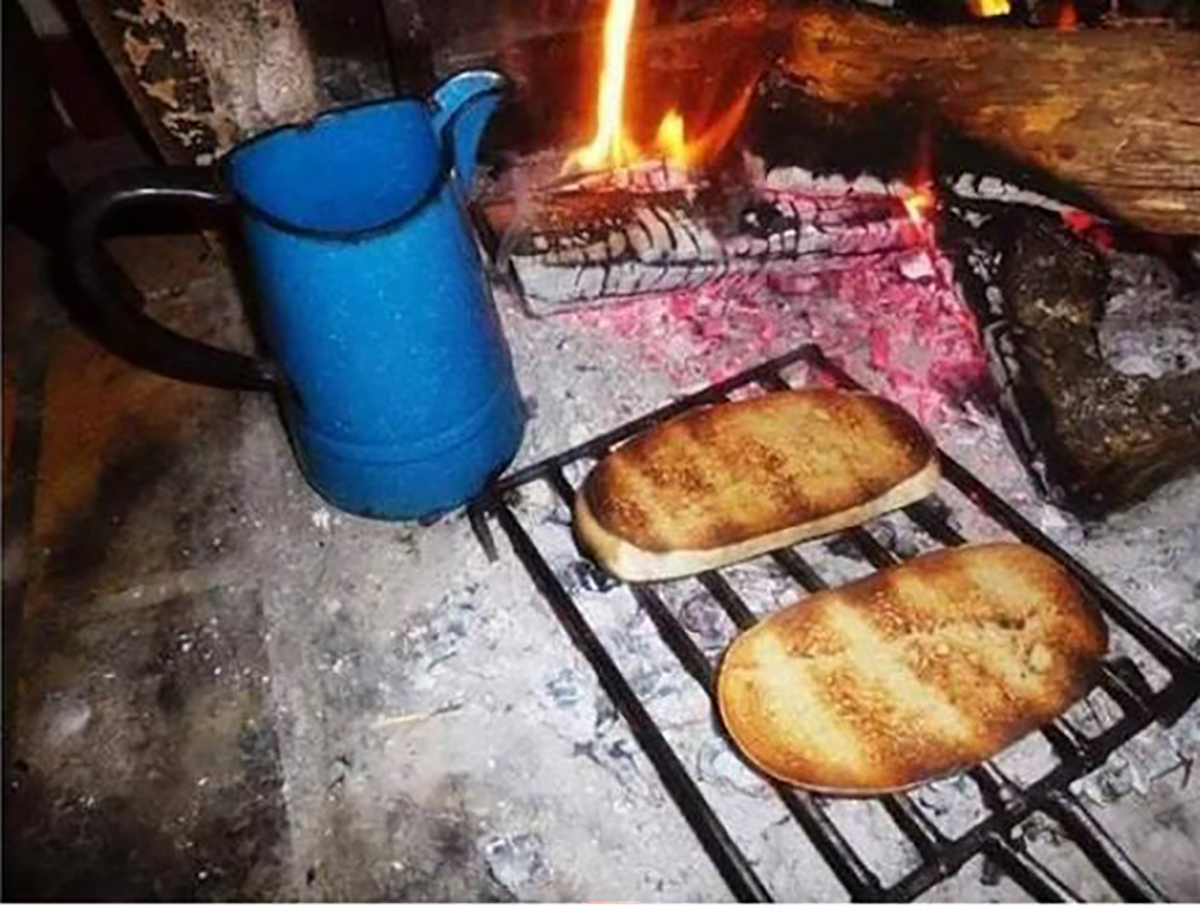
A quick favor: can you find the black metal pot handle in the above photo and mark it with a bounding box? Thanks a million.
[64,166,277,390]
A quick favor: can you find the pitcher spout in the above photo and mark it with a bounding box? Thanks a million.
[431,70,509,193]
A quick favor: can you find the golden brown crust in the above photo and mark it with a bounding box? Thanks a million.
[716,543,1109,794]
[575,458,940,584]
[575,390,938,581]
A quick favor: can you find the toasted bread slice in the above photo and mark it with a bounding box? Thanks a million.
[574,390,938,581]
[717,542,1108,794]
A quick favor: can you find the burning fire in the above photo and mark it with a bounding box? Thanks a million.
[655,110,687,163]
[569,0,639,170]
[567,0,753,172]
[969,0,1012,16]
[1057,0,1079,30]
[901,185,936,226]
[901,125,937,228]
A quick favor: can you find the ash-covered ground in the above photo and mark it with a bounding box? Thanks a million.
[10,232,1198,901]
[241,260,1199,900]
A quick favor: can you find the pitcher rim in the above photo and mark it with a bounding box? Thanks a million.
[219,95,452,242]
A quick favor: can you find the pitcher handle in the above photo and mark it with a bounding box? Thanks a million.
[430,70,509,194]
[64,166,278,390]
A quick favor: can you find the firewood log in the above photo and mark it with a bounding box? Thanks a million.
[485,167,925,314]
[778,4,1200,235]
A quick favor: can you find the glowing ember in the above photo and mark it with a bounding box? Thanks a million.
[1057,0,1079,30]
[969,0,1012,15]
[1062,209,1098,234]
[1061,209,1113,250]
[901,185,936,227]
[901,127,937,229]
[569,186,990,425]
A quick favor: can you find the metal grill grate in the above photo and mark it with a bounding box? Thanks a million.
[468,344,1200,902]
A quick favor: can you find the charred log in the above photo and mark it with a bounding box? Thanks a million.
[954,209,1200,516]
[491,168,927,313]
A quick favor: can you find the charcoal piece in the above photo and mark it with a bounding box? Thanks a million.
[984,211,1200,516]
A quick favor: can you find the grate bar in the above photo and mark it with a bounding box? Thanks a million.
[886,761,1049,902]
[887,710,1183,901]
[756,373,795,394]
[970,762,1024,815]
[493,346,818,492]
[780,791,886,902]
[1043,792,1167,902]
[982,837,1082,902]
[768,548,829,592]
[692,567,934,895]
[1093,661,1154,723]
[479,343,1199,902]
[629,584,717,692]
[880,794,945,861]
[841,526,898,570]
[546,468,577,509]
[697,571,761,630]
[902,499,966,547]
[631,582,885,900]
[1038,719,1092,765]
[491,501,772,902]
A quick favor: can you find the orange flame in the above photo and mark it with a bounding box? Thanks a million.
[569,0,639,171]
[968,0,1012,16]
[901,185,936,226]
[567,0,753,173]
[902,125,936,227]
[1057,0,1078,30]
[679,80,757,168]
[655,109,687,162]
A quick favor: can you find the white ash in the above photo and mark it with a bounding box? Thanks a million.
[504,272,1200,893]
[988,731,1060,788]
[555,159,694,195]
[537,666,600,745]
[1018,816,1114,903]
[713,558,806,615]
[1099,252,1200,378]
[651,579,739,656]
[912,774,990,840]
[915,854,1034,903]
[762,165,908,200]
[694,738,773,800]
[948,172,1074,216]
[1073,719,1200,809]
[233,257,1200,901]
[481,832,550,896]
[821,797,922,886]
[677,590,738,655]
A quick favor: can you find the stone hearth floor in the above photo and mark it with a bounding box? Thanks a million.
[4,228,1199,902]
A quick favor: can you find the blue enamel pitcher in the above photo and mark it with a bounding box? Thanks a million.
[66,71,525,520]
